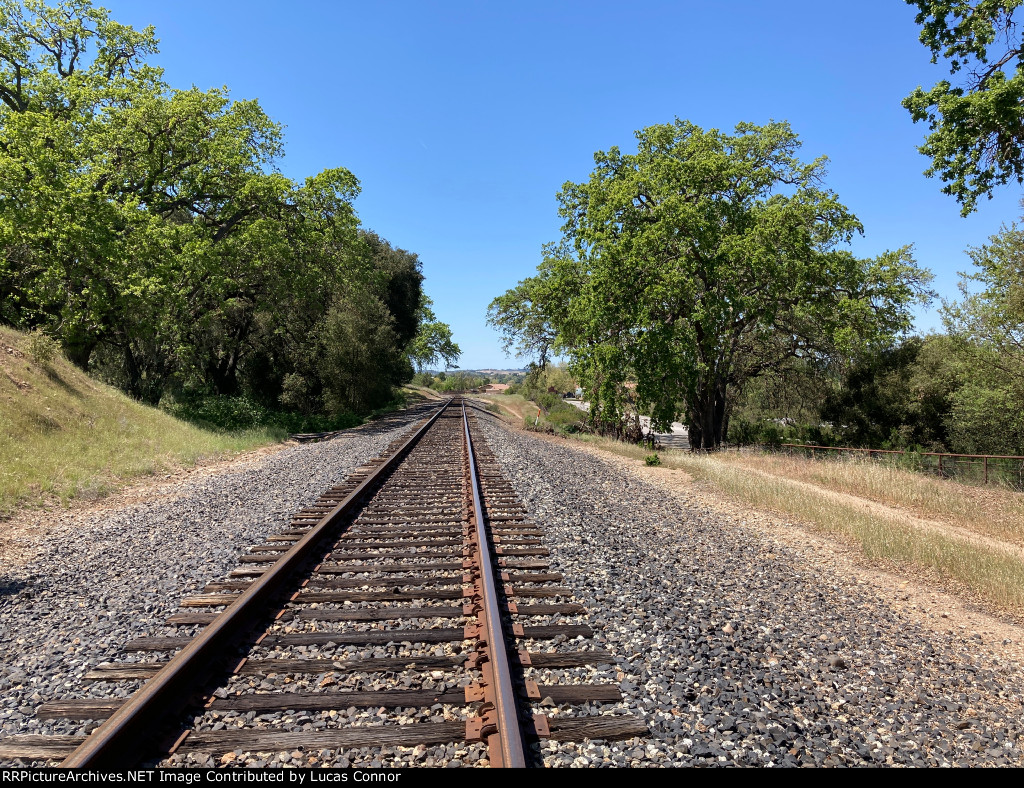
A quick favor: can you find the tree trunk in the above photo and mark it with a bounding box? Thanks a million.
[123,343,142,400]
[208,350,239,396]
[689,375,729,451]
[62,334,97,369]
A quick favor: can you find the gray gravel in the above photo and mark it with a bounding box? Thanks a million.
[6,404,1023,768]
[0,412,426,758]
[474,414,1024,767]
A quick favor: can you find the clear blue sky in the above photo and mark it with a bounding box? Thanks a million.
[100,0,1024,369]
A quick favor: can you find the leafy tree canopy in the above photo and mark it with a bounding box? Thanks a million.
[409,297,461,371]
[491,119,933,449]
[941,218,1024,452]
[904,0,1024,213]
[0,0,456,417]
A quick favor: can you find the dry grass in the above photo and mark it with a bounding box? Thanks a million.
[475,393,540,423]
[715,451,1024,547]
[400,384,444,402]
[573,433,1024,611]
[0,326,281,516]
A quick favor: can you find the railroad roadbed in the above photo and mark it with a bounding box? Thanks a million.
[472,414,1024,767]
[1,403,1022,767]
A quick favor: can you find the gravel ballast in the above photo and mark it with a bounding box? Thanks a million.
[473,413,1024,767]
[4,403,1023,767]
[0,410,429,756]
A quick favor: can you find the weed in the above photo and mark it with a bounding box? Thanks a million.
[644,453,662,467]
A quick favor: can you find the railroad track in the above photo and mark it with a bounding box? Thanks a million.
[0,398,647,768]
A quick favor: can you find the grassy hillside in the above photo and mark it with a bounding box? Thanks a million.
[0,326,282,517]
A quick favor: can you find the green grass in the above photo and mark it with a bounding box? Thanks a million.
[0,326,284,516]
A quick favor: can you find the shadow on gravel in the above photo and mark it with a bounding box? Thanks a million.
[0,578,30,597]
[292,401,444,443]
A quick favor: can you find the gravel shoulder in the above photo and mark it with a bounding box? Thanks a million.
[0,409,431,752]
[540,432,1024,665]
[0,442,294,569]
[474,412,1024,767]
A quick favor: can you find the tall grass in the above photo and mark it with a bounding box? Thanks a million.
[570,432,1024,611]
[0,327,283,516]
[673,456,1024,608]
[717,452,1024,547]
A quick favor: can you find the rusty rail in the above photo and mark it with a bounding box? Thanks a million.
[461,402,529,768]
[61,400,453,769]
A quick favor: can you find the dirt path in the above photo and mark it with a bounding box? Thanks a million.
[717,461,1024,563]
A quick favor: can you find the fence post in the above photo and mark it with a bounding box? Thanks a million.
[984,456,989,485]
[939,454,943,477]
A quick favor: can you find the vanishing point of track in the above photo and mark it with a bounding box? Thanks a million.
[1,398,647,768]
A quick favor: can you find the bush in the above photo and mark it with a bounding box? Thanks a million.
[544,405,585,429]
[535,391,560,412]
[164,394,361,434]
[728,417,837,448]
[27,329,61,365]
[644,453,662,466]
[728,417,760,446]
[523,413,549,433]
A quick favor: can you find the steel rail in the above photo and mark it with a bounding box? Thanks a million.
[62,399,453,769]
[462,402,528,768]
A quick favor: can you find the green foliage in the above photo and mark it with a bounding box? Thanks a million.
[904,1,1024,213]
[644,453,662,467]
[318,293,413,415]
[493,119,932,450]
[0,0,456,420]
[544,402,585,431]
[821,337,953,450]
[26,328,60,365]
[430,371,486,392]
[729,358,837,429]
[486,276,562,367]
[409,296,461,371]
[163,394,359,434]
[728,417,838,448]
[517,363,576,402]
[534,392,560,411]
[940,220,1024,453]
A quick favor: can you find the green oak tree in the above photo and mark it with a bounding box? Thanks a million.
[0,0,453,417]
[492,120,932,450]
[942,220,1024,452]
[904,0,1024,213]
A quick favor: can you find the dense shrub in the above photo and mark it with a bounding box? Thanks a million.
[163,395,360,434]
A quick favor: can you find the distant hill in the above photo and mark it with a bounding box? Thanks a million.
[426,368,525,375]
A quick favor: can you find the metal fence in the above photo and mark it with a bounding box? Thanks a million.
[779,443,1024,491]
